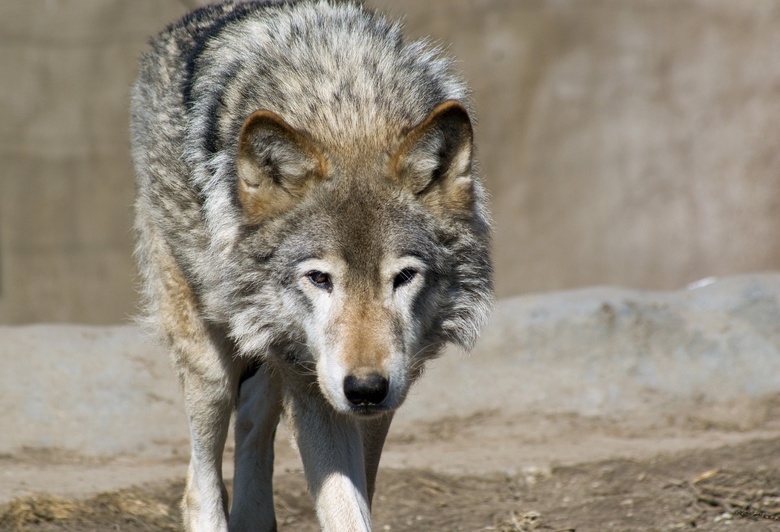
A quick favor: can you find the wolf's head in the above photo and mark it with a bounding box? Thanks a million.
[225,101,493,415]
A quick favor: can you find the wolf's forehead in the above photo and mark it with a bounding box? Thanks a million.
[332,193,416,254]
[303,185,434,266]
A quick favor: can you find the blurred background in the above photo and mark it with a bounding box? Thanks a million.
[1,0,779,324]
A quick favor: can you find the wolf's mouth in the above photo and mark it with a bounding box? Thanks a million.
[347,403,394,417]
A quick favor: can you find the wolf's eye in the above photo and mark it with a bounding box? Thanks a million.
[393,268,418,289]
[306,270,332,291]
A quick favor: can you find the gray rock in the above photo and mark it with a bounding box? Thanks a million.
[1,275,778,455]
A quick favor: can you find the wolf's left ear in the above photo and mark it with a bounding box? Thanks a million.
[237,110,327,222]
[391,100,475,215]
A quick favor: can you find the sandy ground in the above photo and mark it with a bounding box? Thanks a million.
[2,275,779,530]
[2,409,779,531]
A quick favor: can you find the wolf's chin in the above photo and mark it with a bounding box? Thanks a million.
[348,405,395,418]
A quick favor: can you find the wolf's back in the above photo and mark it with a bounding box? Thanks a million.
[132,0,470,187]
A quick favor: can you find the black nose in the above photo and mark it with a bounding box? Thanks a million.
[343,373,389,407]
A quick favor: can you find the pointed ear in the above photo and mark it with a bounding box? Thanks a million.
[391,100,475,215]
[237,110,327,222]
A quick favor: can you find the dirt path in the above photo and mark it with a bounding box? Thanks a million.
[3,396,780,531]
[3,434,779,531]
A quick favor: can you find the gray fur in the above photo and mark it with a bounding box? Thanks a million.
[131,1,492,529]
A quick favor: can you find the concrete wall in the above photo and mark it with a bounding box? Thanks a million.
[2,0,779,323]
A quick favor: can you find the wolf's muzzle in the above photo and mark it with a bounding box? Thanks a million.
[343,373,389,407]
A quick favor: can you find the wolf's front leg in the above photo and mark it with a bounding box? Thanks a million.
[179,355,236,532]
[287,395,371,532]
[360,413,394,508]
[230,363,283,531]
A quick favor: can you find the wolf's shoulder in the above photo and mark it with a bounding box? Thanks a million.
[142,1,267,66]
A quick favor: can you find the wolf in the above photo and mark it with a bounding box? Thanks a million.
[130,1,492,530]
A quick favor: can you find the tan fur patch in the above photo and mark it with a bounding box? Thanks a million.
[152,241,220,380]
[237,177,298,224]
[337,300,392,376]
[158,253,202,342]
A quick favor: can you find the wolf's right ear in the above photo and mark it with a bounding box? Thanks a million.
[391,100,475,217]
[237,110,328,222]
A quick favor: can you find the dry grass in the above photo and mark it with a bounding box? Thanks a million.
[0,485,181,532]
